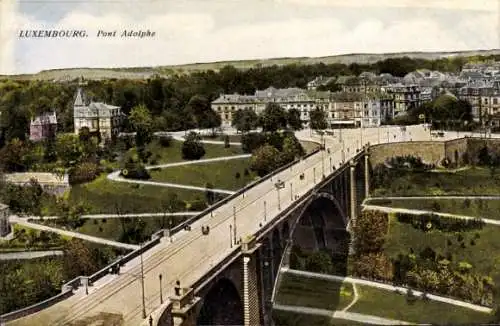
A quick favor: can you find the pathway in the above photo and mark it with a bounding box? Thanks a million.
[107,154,251,195]
[368,196,500,200]
[0,250,64,260]
[273,304,413,325]
[10,216,139,250]
[25,212,200,221]
[282,268,492,313]
[362,204,500,227]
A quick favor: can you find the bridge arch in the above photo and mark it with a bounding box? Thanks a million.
[196,278,243,326]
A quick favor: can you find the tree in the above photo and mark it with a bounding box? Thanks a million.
[55,133,83,167]
[181,132,206,160]
[232,108,259,133]
[159,193,184,229]
[281,135,305,164]
[129,104,153,150]
[478,145,491,166]
[224,135,230,148]
[62,239,97,278]
[353,210,388,255]
[309,108,328,132]
[0,138,29,172]
[305,251,333,274]
[286,108,303,131]
[259,103,287,132]
[250,145,282,177]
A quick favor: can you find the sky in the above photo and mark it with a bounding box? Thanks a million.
[0,0,499,74]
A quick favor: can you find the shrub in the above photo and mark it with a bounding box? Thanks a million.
[189,199,208,211]
[69,162,102,185]
[157,134,173,147]
[235,172,241,179]
[224,135,230,148]
[182,132,205,160]
[243,168,250,176]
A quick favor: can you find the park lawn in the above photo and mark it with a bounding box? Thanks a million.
[68,175,208,214]
[201,134,242,143]
[153,140,243,164]
[149,158,256,191]
[275,273,354,311]
[384,217,500,303]
[272,310,334,326]
[372,167,500,197]
[369,198,500,220]
[348,284,493,325]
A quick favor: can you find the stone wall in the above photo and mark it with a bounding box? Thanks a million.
[369,141,446,166]
[368,138,500,168]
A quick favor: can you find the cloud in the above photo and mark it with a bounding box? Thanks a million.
[2,2,499,74]
[276,0,498,12]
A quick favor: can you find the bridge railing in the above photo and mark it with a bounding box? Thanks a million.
[0,289,74,323]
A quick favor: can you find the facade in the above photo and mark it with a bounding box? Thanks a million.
[382,84,421,116]
[73,88,123,140]
[0,203,10,237]
[211,87,394,128]
[29,112,57,142]
[306,76,336,90]
[4,172,70,196]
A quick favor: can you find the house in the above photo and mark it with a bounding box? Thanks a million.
[307,76,336,90]
[0,203,10,237]
[29,111,57,141]
[382,84,422,116]
[73,88,123,140]
[4,172,70,196]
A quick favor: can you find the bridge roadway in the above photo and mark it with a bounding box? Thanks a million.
[9,124,457,326]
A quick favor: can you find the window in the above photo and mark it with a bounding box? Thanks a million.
[494,98,498,105]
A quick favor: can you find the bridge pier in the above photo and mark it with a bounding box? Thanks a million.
[241,236,262,326]
[348,161,357,255]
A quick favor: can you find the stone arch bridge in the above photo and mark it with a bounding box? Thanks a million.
[158,152,370,326]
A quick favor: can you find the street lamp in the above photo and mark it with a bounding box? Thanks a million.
[233,206,237,245]
[264,201,267,221]
[140,243,146,319]
[229,224,233,248]
[274,180,285,211]
[159,274,163,304]
[290,182,293,200]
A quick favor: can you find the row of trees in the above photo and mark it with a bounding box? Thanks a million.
[231,102,327,134]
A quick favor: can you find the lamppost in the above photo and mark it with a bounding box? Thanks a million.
[159,274,163,304]
[290,182,293,200]
[329,157,332,171]
[140,243,146,319]
[313,167,316,183]
[229,224,233,248]
[274,180,285,211]
[233,206,237,245]
[264,201,267,221]
[386,130,389,143]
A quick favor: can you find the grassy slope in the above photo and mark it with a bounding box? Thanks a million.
[150,158,255,190]
[372,168,500,196]
[384,217,500,303]
[349,284,493,325]
[275,273,354,311]
[153,140,243,164]
[376,198,500,220]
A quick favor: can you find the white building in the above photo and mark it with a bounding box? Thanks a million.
[73,88,123,140]
[4,172,70,196]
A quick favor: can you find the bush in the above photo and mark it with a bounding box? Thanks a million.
[182,132,205,160]
[157,134,173,147]
[396,212,484,233]
[69,162,102,185]
[235,172,241,179]
[224,135,230,148]
[189,199,208,211]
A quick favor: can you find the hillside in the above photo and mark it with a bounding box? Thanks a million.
[2,49,500,81]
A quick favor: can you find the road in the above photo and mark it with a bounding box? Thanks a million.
[10,216,139,251]
[107,154,251,195]
[0,250,64,261]
[283,268,492,313]
[8,124,475,326]
[363,204,500,227]
[273,304,412,325]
